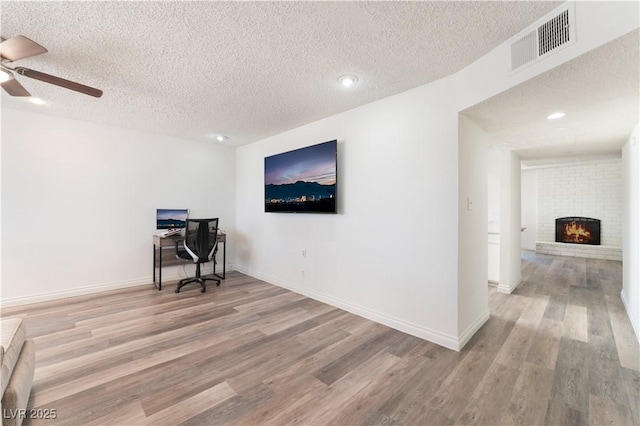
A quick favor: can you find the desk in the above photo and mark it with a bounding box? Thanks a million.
[153,232,226,290]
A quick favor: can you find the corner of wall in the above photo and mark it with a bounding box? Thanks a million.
[457,310,490,350]
[497,278,523,295]
[622,123,640,343]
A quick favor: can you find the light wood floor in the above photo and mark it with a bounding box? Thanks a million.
[2,252,639,425]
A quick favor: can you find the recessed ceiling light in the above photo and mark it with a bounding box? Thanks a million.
[546,112,565,120]
[216,135,227,142]
[29,97,46,105]
[338,75,358,88]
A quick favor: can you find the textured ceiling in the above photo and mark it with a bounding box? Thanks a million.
[462,29,640,163]
[1,1,561,146]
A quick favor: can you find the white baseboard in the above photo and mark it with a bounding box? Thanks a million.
[0,263,234,308]
[1,277,150,308]
[458,311,490,350]
[234,264,467,351]
[498,277,522,294]
[620,290,640,344]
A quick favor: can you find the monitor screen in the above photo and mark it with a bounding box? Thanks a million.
[264,139,337,214]
[156,209,189,230]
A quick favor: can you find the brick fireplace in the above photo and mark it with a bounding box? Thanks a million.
[537,216,619,260]
[529,158,622,262]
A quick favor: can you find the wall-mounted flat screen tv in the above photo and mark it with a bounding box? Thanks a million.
[265,139,337,214]
[156,208,189,229]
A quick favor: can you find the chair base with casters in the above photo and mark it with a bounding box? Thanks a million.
[175,262,221,293]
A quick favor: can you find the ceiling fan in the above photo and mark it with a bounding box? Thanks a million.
[0,35,102,98]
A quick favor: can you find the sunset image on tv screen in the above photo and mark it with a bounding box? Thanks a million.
[264,140,337,213]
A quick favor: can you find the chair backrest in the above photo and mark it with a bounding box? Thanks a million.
[183,218,219,262]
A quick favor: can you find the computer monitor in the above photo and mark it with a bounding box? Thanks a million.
[156,209,189,230]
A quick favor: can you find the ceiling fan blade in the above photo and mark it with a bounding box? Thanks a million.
[15,67,103,98]
[0,35,48,62]
[1,78,31,97]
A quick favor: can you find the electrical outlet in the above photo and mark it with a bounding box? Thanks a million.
[302,249,306,258]
[301,270,305,278]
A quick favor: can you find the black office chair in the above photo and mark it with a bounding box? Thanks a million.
[175,218,221,293]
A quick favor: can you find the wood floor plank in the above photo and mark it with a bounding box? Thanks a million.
[255,307,312,335]
[563,304,589,343]
[588,394,634,426]
[35,305,241,367]
[500,362,554,426]
[260,322,384,395]
[453,361,520,425]
[137,322,317,416]
[378,344,464,423]
[620,367,640,425]
[606,294,640,371]
[312,327,411,386]
[325,343,430,425]
[30,328,265,409]
[494,294,546,368]
[543,291,568,322]
[526,317,563,370]
[180,382,274,426]
[550,337,590,415]
[361,410,402,426]
[33,306,243,387]
[31,328,93,352]
[233,290,307,314]
[587,356,629,409]
[463,316,515,353]
[84,400,147,426]
[3,255,636,426]
[232,375,327,425]
[428,349,496,420]
[280,351,400,425]
[142,381,236,425]
[544,400,588,426]
[568,285,601,308]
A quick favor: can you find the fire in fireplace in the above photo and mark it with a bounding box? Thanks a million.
[555,217,601,245]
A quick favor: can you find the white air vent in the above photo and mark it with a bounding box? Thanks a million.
[538,9,571,56]
[510,4,576,72]
[511,30,537,70]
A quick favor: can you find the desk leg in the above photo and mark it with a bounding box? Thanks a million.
[153,244,156,283]
[153,243,162,291]
[214,241,226,280]
[158,245,162,291]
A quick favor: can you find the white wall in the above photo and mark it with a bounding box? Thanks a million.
[236,77,463,349]
[1,109,236,306]
[487,146,501,284]
[622,124,639,342]
[521,169,538,250]
[499,151,522,294]
[537,160,622,247]
[487,147,501,234]
[458,115,490,344]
